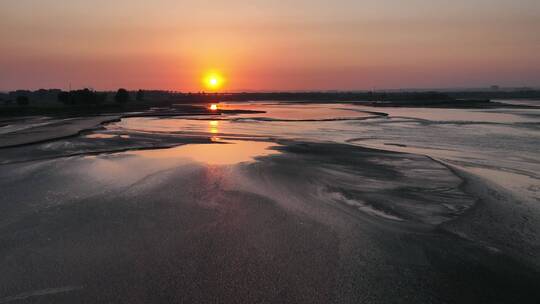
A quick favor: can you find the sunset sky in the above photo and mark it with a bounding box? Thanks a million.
[1,0,539,91]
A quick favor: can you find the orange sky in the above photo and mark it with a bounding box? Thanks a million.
[1,0,539,91]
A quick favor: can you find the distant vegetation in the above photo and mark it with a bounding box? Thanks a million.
[136,90,145,101]
[57,89,107,106]
[1,87,538,117]
[16,96,29,106]
[115,88,130,104]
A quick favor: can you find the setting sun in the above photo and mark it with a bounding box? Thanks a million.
[210,104,218,111]
[203,72,224,91]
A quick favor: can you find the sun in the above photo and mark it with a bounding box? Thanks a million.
[203,72,224,91]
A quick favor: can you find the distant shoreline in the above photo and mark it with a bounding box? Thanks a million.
[1,90,539,118]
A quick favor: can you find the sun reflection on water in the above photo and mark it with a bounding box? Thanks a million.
[209,120,219,134]
[126,140,279,165]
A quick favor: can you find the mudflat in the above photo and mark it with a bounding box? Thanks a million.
[1,102,539,303]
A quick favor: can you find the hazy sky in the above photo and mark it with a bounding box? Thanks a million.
[1,0,539,91]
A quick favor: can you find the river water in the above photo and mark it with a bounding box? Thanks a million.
[108,101,540,205]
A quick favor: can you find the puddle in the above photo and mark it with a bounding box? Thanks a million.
[126,140,279,165]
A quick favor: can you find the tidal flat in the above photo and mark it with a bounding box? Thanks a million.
[1,102,539,303]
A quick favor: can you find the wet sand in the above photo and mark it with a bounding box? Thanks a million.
[1,103,540,303]
[0,116,121,148]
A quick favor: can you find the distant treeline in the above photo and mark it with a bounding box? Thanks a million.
[56,88,140,105]
[0,88,144,106]
[1,88,540,107]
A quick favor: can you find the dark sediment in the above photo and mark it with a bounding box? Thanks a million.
[1,140,539,303]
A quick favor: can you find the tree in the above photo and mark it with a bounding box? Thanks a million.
[95,92,107,105]
[136,89,145,101]
[79,88,95,105]
[16,96,29,106]
[64,89,103,106]
[58,91,71,105]
[115,88,130,104]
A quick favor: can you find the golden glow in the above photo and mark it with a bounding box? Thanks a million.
[203,72,225,91]
[209,120,219,134]
[127,140,278,166]
[210,104,218,111]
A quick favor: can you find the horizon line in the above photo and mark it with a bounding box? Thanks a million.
[2,85,540,94]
